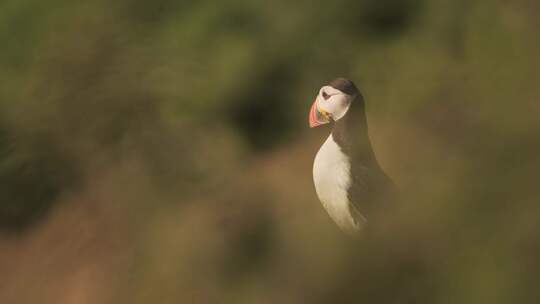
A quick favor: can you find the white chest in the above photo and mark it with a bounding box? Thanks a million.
[313,134,360,233]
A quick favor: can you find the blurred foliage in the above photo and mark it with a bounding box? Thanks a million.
[1,0,540,303]
[0,121,78,231]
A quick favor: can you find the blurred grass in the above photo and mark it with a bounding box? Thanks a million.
[1,0,540,303]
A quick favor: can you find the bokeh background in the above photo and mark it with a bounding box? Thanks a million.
[1,0,539,303]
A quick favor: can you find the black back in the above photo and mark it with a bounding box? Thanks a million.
[330,80,397,227]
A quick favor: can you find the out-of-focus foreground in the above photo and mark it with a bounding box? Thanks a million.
[1,0,539,303]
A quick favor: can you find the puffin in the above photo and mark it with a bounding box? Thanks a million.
[309,77,396,234]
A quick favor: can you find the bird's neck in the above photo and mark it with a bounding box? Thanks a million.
[331,102,377,165]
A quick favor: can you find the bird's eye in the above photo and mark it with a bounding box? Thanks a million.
[322,91,330,100]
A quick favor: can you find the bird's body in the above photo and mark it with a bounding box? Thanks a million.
[309,78,395,234]
[313,133,363,233]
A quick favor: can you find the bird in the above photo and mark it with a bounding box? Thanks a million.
[309,77,396,235]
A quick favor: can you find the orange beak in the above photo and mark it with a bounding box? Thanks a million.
[309,100,321,128]
[309,100,331,128]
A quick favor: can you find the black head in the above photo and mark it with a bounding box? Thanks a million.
[309,77,363,128]
[328,77,361,97]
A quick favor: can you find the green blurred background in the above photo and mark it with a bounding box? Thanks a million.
[1,0,539,303]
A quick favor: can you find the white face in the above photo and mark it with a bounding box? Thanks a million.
[316,85,354,122]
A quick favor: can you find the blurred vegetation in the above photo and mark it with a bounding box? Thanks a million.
[1,0,540,303]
